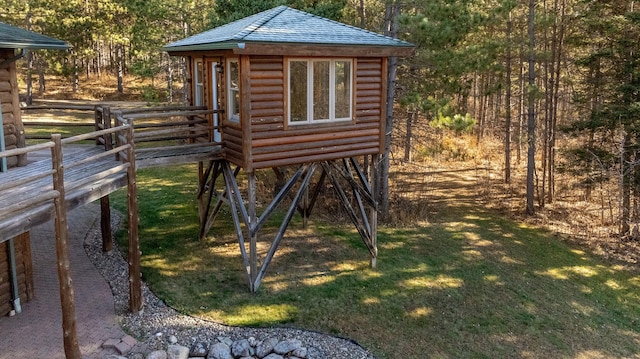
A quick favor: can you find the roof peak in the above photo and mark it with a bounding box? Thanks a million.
[231,5,289,41]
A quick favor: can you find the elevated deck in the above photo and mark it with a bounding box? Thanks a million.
[0,105,224,242]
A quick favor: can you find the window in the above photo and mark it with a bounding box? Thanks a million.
[288,59,352,125]
[194,60,204,106]
[227,58,240,122]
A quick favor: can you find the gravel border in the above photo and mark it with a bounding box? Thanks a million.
[83,210,375,358]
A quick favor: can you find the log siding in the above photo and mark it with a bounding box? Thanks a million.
[0,232,33,316]
[0,49,27,168]
[245,56,384,170]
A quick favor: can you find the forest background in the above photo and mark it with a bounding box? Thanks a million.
[2,0,640,250]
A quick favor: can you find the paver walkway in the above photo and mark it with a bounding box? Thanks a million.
[0,203,126,358]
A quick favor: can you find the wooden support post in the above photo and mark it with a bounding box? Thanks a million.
[125,122,143,312]
[221,162,252,287]
[248,171,258,291]
[305,169,327,219]
[321,160,377,260]
[50,134,82,359]
[100,196,112,252]
[370,154,379,268]
[197,161,206,233]
[201,162,233,240]
[253,164,317,290]
[302,183,309,229]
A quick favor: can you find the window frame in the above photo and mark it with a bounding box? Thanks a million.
[287,58,354,126]
[194,59,204,106]
[226,57,240,123]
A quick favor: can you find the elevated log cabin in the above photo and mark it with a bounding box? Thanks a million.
[164,5,413,171]
[165,6,414,291]
[0,23,69,317]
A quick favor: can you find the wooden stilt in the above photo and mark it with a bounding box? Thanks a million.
[208,157,378,291]
[254,164,317,290]
[369,154,379,267]
[221,161,252,287]
[100,196,112,252]
[321,159,378,260]
[305,169,327,218]
[51,134,81,359]
[125,122,143,313]
[197,161,207,228]
[199,161,237,240]
[248,171,258,291]
[254,165,307,234]
[302,181,309,229]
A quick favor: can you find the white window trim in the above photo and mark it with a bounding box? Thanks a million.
[287,58,353,125]
[227,58,240,123]
[194,59,204,106]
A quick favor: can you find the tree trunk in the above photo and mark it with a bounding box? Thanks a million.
[25,13,33,105]
[404,111,414,162]
[72,55,79,93]
[621,131,631,235]
[541,0,550,209]
[380,0,400,221]
[517,41,525,165]
[505,13,512,183]
[548,0,566,204]
[526,0,536,216]
[117,45,124,94]
[26,51,33,105]
[37,56,45,93]
[358,0,366,28]
[166,58,174,103]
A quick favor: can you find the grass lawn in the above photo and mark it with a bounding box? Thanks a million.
[113,164,640,358]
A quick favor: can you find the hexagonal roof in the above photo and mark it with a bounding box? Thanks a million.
[164,6,413,52]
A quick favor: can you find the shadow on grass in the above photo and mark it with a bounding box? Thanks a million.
[115,165,640,359]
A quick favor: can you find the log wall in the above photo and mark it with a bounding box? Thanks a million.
[234,56,384,170]
[0,232,33,316]
[0,48,27,167]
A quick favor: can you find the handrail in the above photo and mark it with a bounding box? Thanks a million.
[23,104,96,111]
[61,124,130,145]
[124,109,218,119]
[0,141,54,159]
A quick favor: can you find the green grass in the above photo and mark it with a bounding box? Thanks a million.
[113,165,640,358]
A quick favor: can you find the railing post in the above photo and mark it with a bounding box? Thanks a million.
[99,106,114,252]
[103,106,113,151]
[94,106,101,146]
[51,134,82,359]
[125,121,143,312]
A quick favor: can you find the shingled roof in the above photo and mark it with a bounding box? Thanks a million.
[163,6,413,52]
[0,22,70,50]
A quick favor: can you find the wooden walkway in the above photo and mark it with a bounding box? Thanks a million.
[0,105,224,358]
[0,105,223,242]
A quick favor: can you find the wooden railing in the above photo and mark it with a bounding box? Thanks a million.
[22,104,96,141]
[0,123,132,241]
[0,119,135,359]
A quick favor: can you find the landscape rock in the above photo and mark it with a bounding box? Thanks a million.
[83,208,375,359]
[255,337,279,358]
[146,350,167,359]
[167,344,190,359]
[231,339,253,357]
[189,341,209,357]
[292,347,308,358]
[208,342,232,359]
[273,339,302,355]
